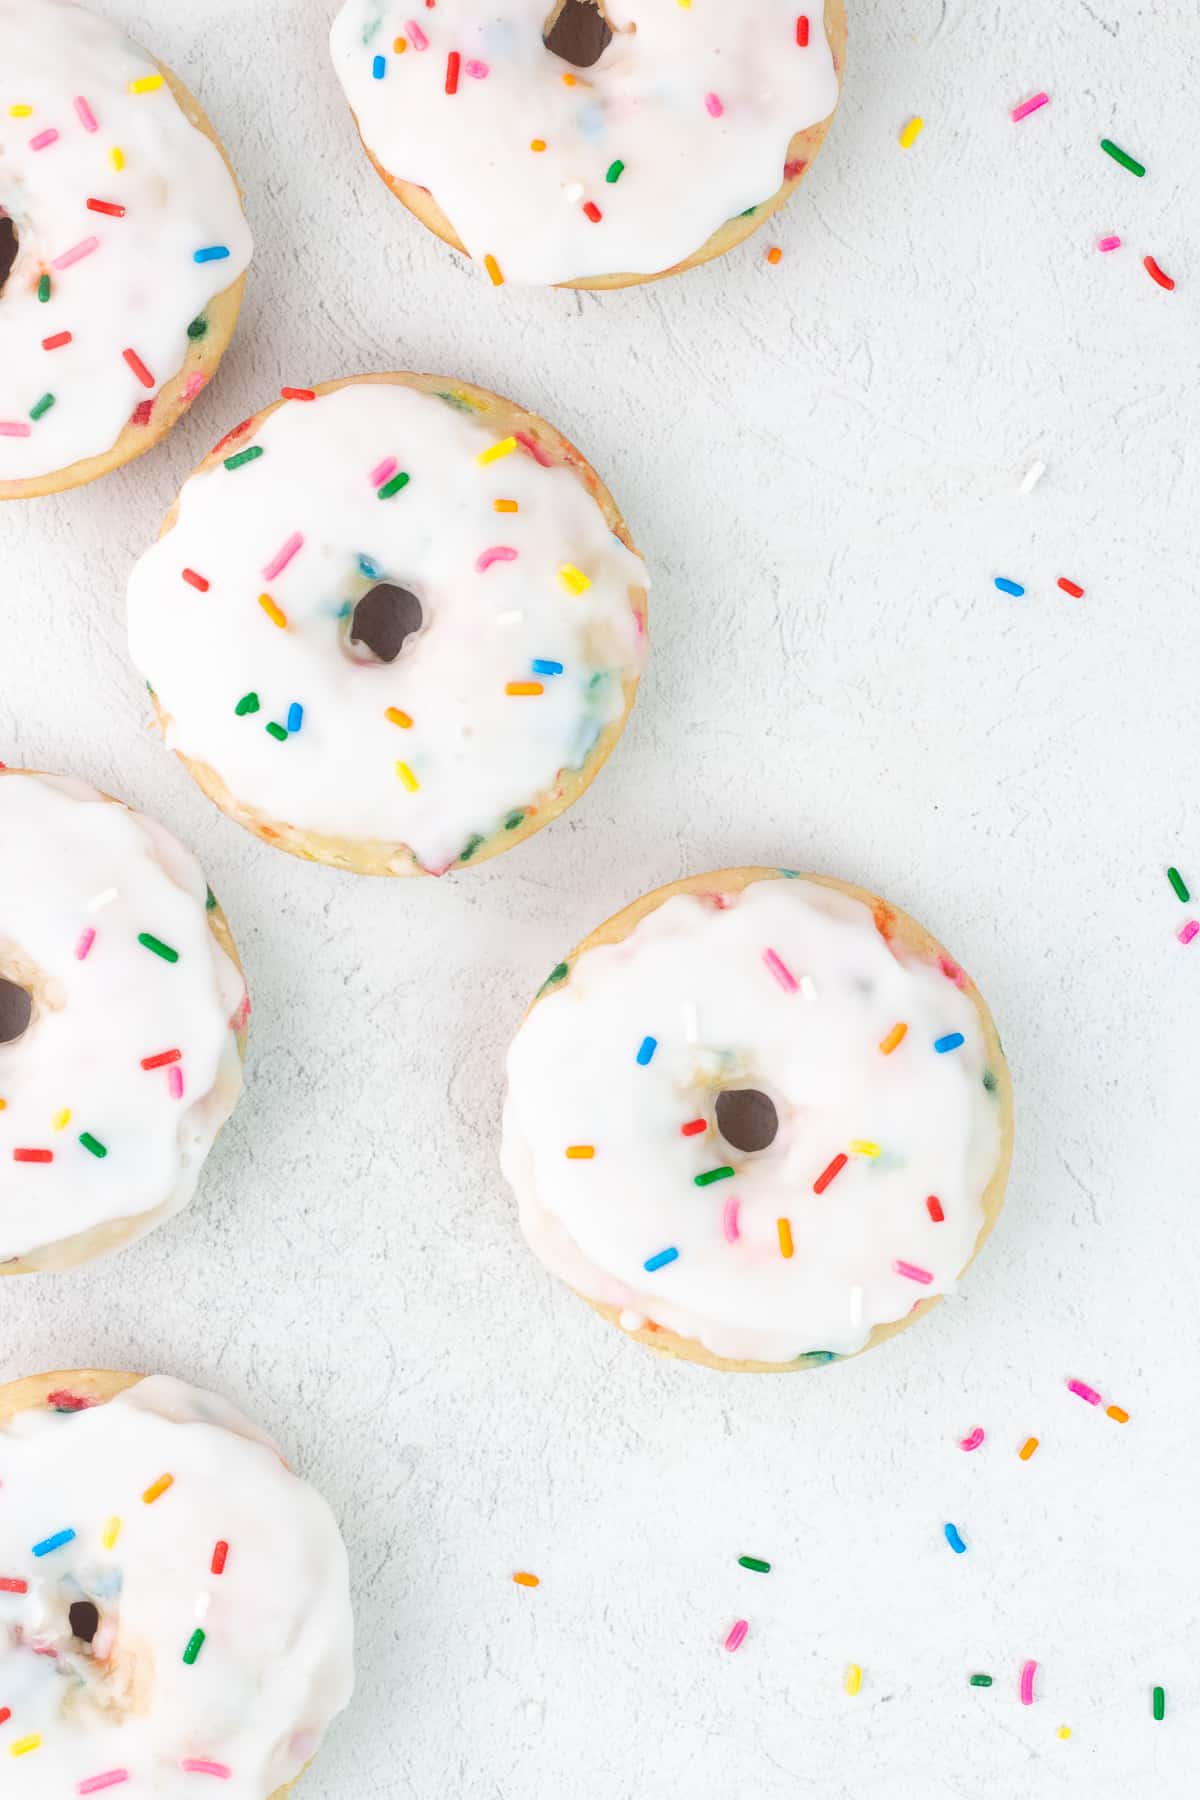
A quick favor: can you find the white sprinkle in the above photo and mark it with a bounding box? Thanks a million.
[194,1590,211,1620]
[618,1309,646,1333]
[798,975,817,999]
[1019,459,1046,494]
[496,610,525,627]
[849,1284,864,1327]
[682,1001,699,1043]
[87,887,119,912]
[564,181,584,204]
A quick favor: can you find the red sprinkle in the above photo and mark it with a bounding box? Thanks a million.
[13,1148,53,1163]
[182,569,210,593]
[45,1390,96,1410]
[514,429,552,468]
[130,399,153,426]
[926,1195,945,1222]
[445,51,461,94]
[211,1540,229,1575]
[123,347,155,388]
[141,1049,182,1070]
[680,1119,707,1137]
[213,417,254,455]
[0,1708,10,1726]
[583,200,603,222]
[280,387,316,401]
[1057,577,1085,597]
[0,1577,29,1593]
[796,14,810,45]
[813,1152,848,1195]
[86,198,125,217]
[1144,255,1175,291]
[42,331,73,350]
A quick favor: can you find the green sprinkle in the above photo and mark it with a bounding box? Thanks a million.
[504,810,525,832]
[437,388,481,413]
[186,314,209,339]
[78,1133,107,1159]
[265,721,288,741]
[138,932,179,963]
[605,159,625,183]
[224,445,263,472]
[694,1166,734,1187]
[29,393,55,421]
[1153,1686,1165,1721]
[969,1674,993,1688]
[37,273,50,303]
[537,961,570,997]
[1168,866,1190,902]
[1100,138,1145,177]
[739,205,757,218]
[205,887,218,911]
[983,1069,998,1092]
[182,1629,206,1665]
[738,1556,771,1573]
[797,1351,837,1365]
[235,692,260,716]
[460,834,486,862]
[377,470,410,499]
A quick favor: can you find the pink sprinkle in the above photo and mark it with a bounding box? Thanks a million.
[30,127,60,150]
[476,545,519,573]
[724,1619,749,1652]
[705,93,724,118]
[722,1197,741,1243]
[370,456,398,488]
[74,96,99,132]
[894,1259,934,1285]
[78,1774,129,1795]
[75,927,96,961]
[53,235,100,270]
[0,422,32,438]
[262,532,305,581]
[1097,235,1122,252]
[939,955,966,988]
[168,1065,184,1100]
[1011,92,1049,122]
[959,1427,985,1452]
[406,20,429,50]
[179,1764,232,1780]
[465,59,490,79]
[1067,1378,1102,1405]
[183,373,208,401]
[1019,1659,1037,1706]
[1178,919,1199,946]
[762,947,798,993]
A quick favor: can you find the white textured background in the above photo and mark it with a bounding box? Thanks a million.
[3,1,1199,1795]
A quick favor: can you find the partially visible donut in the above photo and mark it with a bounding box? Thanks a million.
[0,0,252,500]
[329,0,845,288]
[126,374,649,877]
[0,770,247,1273]
[0,1370,354,1797]
[502,869,1014,1371]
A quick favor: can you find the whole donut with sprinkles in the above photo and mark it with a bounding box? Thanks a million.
[0,770,247,1273]
[329,0,845,287]
[502,869,1014,1370]
[0,1369,354,1797]
[126,374,649,877]
[0,0,252,499]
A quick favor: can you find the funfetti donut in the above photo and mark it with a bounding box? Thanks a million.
[0,0,252,500]
[329,0,845,288]
[0,1369,354,1797]
[502,869,1014,1371]
[0,771,247,1274]
[126,374,649,877]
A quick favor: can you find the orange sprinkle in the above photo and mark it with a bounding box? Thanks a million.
[0,1099,7,1111]
[1106,1405,1130,1424]
[494,499,519,513]
[385,706,413,729]
[393,35,407,52]
[506,682,544,696]
[530,138,547,152]
[258,593,287,629]
[1019,1437,1039,1461]
[562,73,577,86]
[513,1571,540,1588]
[484,254,504,287]
[766,246,783,265]
[142,1473,174,1504]
[879,1022,908,1055]
[777,1217,794,1259]
[565,1146,595,1159]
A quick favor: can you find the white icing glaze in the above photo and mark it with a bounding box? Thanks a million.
[329,1,839,285]
[502,878,1007,1363]
[0,0,252,482]
[126,382,648,874]
[0,772,245,1267]
[0,1375,354,1794]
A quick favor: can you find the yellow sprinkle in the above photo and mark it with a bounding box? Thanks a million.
[1057,1726,1071,1740]
[848,1139,880,1158]
[506,682,544,696]
[494,499,519,513]
[10,1736,41,1757]
[513,1571,540,1587]
[0,1098,7,1111]
[677,0,692,7]
[9,104,33,117]
[52,1108,71,1131]
[110,146,125,171]
[565,1146,595,1159]
[102,1515,122,1549]
[559,563,591,595]
[777,1217,794,1259]
[766,246,783,265]
[385,707,413,729]
[845,1664,863,1696]
[899,116,924,149]
[393,35,407,52]
[1106,1405,1130,1424]
[530,138,547,152]
[477,436,517,466]
[258,593,287,629]
[129,74,164,94]
[484,254,505,287]
[879,1021,908,1055]
[142,1473,174,1504]
[1018,1436,1039,1461]
[395,761,419,792]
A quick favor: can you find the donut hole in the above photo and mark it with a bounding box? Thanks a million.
[0,213,18,298]
[543,0,613,68]
[346,583,423,665]
[68,1600,100,1645]
[0,976,33,1045]
[715,1087,779,1154]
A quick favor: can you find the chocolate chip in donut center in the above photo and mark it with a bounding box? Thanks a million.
[543,0,613,68]
[0,214,18,298]
[0,977,33,1045]
[349,584,423,663]
[68,1600,100,1644]
[715,1088,779,1154]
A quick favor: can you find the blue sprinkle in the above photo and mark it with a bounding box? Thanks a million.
[934,1032,965,1054]
[287,702,304,733]
[358,555,379,580]
[531,659,564,676]
[944,1523,967,1555]
[372,53,386,78]
[643,1247,679,1273]
[32,1527,76,1558]
[193,245,230,264]
[635,1035,657,1066]
[994,577,1025,596]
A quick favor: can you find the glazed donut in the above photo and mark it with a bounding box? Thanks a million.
[0,770,247,1274]
[502,869,1014,1371]
[126,374,648,877]
[0,1370,353,1797]
[0,0,252,500]
[329,0,844,288]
